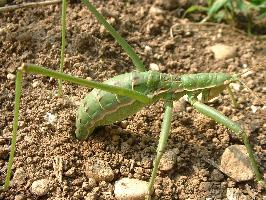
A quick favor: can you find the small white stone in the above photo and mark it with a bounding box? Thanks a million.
[14,194,25,200]
[226,188,248,200]
[144,45,152,53]
[220,145,254,182]
[31,179,50,196]
[209,44,237,60]
[32,81,40,88]
[45,112,56,124]
[7,73,16,80]
[182,95,189,102]
[65,167,75,177]
[114,178,149,200]
[231,83,241,91]
[149,6,164,15]
[250,105,258,113]
[149,63,160,71]
[242,63,248,68]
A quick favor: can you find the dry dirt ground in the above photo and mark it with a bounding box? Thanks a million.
[0,0,266,199]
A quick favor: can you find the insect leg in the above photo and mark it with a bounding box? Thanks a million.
[82,0,146,72]
[22,63,152,104]
[188,96,266,187]
[2,70,23,191]
[226,85,238,108]
[146,100,174,200]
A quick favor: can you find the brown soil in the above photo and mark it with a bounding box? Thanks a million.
[0,0,265,199]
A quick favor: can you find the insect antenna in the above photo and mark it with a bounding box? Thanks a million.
[236,68,265,105]
[238,78,264,104]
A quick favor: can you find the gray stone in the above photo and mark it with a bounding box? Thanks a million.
[210,44,237,60]
[220,145,254,182]
[114,178,149,200]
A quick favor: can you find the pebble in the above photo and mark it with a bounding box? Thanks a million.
[7,73,16,80]
[220,145,254,182]
[114,178,149,200]
[226,188,247,200]
[85,159,114,182]
[149,6,164,16]
[32,81,40,88]
[65,167,75,177]
[149,63,160,71]
[31,179,50,196]
[144,45,152,54]
[159,148,179,171]
[173,100,186,113]
[14,194,25,200]
[210,44,237,60]
[45,112,56,124]
[250,105,258,113]
[230,83,241,91]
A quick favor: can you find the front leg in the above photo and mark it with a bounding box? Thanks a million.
[188,96,265,186]
[146,100,174,200]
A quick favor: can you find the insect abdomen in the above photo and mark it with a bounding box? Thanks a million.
[180,73,232,90]
[75,71,161,140]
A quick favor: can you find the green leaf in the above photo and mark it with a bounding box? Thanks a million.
[207,0,215,7]
[183,5,208,17]
[207,0,228,17]
[250,0,265,5]
[213,9,226,22]
[257,11,266,18]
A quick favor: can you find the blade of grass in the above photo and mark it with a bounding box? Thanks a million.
[183,5,208,18]
[208,0,228,18]
[58,0,67,96]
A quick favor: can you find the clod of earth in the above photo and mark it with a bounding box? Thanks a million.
[30,179,50,196]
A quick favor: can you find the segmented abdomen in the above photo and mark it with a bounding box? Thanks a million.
[75,71,162,140]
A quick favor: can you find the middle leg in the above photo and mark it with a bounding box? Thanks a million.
[146,100,174,199]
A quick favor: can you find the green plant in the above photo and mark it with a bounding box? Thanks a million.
[184,0,266,34]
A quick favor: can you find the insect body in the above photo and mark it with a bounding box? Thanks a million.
[2,1,265,199]
[76,71,236,140]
